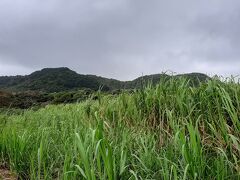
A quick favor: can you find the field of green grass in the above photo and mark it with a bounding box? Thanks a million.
[0,78,240,179]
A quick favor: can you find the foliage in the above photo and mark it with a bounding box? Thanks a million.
[51,89,93,104]
[0,89,101,109]
[1,78,239,179]
[0,91,53,109]
[0,67,210,93]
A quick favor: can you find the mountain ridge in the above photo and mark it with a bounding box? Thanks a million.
[0,67,210,93]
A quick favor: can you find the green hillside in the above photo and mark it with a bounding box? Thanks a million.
[0,67,210,93]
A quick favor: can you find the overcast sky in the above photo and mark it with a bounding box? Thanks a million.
[0,0,239,80]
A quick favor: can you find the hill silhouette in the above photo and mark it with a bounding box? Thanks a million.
[0,67,210,93]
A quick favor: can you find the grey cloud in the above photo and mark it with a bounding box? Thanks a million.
[0,0,239,79]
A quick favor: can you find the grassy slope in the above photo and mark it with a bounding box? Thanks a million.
[0,78,240,179]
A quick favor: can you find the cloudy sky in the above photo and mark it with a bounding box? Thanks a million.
[0,0,239,80]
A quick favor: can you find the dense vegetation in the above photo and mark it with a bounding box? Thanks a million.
[0,67,210,93]
[0,77,239,179]
[0,90,87,109]
[0,88,125,109]
[0,67,210,109]
[0,91,52,109]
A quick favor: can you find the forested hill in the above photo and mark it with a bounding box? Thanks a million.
[0,67,210,93]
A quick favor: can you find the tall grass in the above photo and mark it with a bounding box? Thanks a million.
[0,78,240,179]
